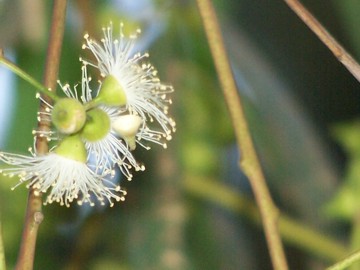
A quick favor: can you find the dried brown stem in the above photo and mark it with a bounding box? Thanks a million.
[15,1,67,269]
[283,0,360,83]
[195,0,288,269]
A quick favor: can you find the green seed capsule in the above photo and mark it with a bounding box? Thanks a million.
[81,108,111,142]
[51,98,86,134]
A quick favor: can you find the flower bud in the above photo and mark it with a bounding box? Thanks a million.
[51,98,86,134]
[55,134,87,163]
[81,108,111,142]
[94,75,127,106]
[112,114,142,150]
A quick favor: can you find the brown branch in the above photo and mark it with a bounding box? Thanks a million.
[14,191,43,270]
[195,0,288,269]
[283,0,360,83]
[14,1,67,269]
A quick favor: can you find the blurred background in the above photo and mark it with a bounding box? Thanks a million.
[0,0,360,269]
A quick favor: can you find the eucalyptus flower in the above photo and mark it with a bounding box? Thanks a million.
[0,135,126,207]
[80,22,176,149]
[57,66,144,179]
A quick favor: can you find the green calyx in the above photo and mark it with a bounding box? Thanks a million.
[51,98,86,134]
[94,75,127,106]
[81,108,111,142]
[55,134,87,163]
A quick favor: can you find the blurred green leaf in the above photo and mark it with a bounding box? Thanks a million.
[325,121,360,220]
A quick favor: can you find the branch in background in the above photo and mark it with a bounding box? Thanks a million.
[183,176,348,263]
[195,0,289,269]
[14,1,67,269]
[283,0,360,83]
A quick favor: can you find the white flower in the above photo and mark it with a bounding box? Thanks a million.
[57,67,144,180]
[81,22,176,149]
[83,106,145,180]
[0,151,126,207]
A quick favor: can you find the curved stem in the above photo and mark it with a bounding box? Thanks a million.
[283,0,360,83]
[0,56,59,102]
[195,0,288,269]
[15,1,67,269]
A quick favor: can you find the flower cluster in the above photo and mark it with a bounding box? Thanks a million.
[0,23,175,207]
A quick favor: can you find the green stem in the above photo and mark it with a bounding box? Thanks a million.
[0,218,6,270]
[327,250,360,270]
[0,57,59,102]
[183,175,348,262]
[196,0,288,269]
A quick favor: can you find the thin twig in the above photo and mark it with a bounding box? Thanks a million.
[14,1,67,269]
[195,0,288,269]
[327,250,360,270]
[283,0,360,83]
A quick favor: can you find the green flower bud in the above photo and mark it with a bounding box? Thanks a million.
[112,114,142,150]
[55,134,87,163]
[51,98,86,134]
[94,75,127,106]
[81,108,111,142]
